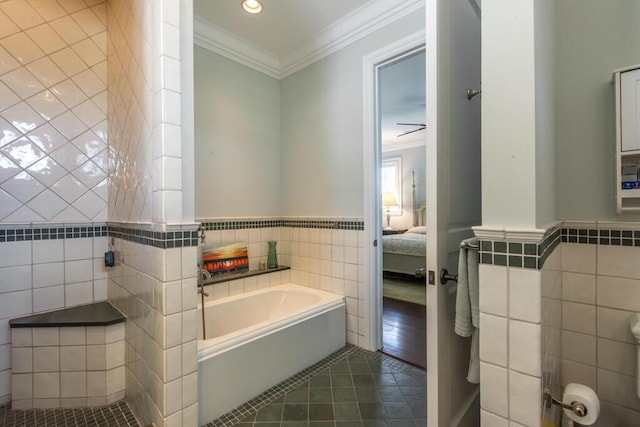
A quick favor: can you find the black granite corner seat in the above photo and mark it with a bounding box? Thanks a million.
[9,301,125,328]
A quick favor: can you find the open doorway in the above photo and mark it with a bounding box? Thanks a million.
[378,49,427,369]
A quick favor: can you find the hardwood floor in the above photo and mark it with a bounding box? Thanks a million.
[382,296,426,369]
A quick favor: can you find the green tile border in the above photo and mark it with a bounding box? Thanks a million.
[478,226,561,270]
[199,218,364,231]
[478,223,640,270]
[562,226,640,247]
[0,224,107,242]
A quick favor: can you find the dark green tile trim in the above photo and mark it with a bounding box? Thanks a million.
[478,225,562,270]
[480,224,640,270]
[562,227,640,248]
[108,223,199,248]
[0,224,107,242]
[199,218,365,231]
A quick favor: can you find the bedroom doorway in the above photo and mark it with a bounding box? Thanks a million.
[378,49,427,369]
[361,30,427,364]
[364,1,481,424]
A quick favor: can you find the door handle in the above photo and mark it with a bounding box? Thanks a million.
[439,268,458,285]
[415,267,427,278]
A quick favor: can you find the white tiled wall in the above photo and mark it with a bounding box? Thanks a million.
[198,224,365,346]
[0,0,110,404]
[107,0,196,424]
[107,0,185,225]
[541,245,562,424]
[0,0,108,222]
[199,226,290,273]
[108,235,198,427]
[0,232,108,405]
[561,242,640,425]
[288,226,364,345]
[478,259,547,425]
[10,323,125,410]
[107,0,152,223]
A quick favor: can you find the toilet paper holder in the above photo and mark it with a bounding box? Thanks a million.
[543,389,588,418]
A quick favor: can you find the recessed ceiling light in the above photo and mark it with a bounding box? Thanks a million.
[242,0,262,14]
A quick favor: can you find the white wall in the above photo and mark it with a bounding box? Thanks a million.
[280,9,426,217]
[482,0,537,229]
[194,48,281,218]
[483,0,557,229]
[534,0,556,228]
[555,0,640,221]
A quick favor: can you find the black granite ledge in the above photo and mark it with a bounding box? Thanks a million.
[9,301,126,328]
[202,265,291,285]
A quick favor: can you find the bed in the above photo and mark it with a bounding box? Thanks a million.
[382,203,427,276]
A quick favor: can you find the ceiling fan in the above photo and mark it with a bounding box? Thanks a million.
[396,122,426,137]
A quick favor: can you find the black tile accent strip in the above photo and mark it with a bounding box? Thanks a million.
[478,224,562,270]
[0,400,139,427]
[560,226,640,247]
[475,223,640,270]
[107,223,200,248]
[199,218,364,231]
[0,224,107,242]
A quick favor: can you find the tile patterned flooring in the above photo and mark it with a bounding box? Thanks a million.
[205,345,427,427]
[0,346,426,427]
[0,400,139,427]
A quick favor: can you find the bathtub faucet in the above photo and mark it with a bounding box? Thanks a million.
[197,264,211,297]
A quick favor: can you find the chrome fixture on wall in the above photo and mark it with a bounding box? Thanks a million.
[466,89,481,100]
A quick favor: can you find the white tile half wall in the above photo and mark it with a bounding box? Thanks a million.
[0,224,109,405]
[561,233,640,425]
[478,222,640,426]
[476,226,561,426]
[107,228,198,427]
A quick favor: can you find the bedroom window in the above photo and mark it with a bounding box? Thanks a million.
[381,157,402,215]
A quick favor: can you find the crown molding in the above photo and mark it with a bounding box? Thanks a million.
[193,0,426,79]
[279,0,426,78]
[382,137,425,153]
[193,16,281,79]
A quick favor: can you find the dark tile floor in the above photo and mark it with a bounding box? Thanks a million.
[205,345,426,427]
[0,400,139,427]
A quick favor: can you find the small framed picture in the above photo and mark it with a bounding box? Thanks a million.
[202,242,249,276]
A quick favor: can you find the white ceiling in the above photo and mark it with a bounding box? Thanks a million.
[380,51,426,147]
[193,0,371,58]
[193,0,426,148]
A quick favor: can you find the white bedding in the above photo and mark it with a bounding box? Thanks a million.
[382,232,427,256]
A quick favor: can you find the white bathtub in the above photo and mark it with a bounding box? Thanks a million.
[197,283,346,424]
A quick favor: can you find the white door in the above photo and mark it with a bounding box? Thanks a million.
[426,0,482,425]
